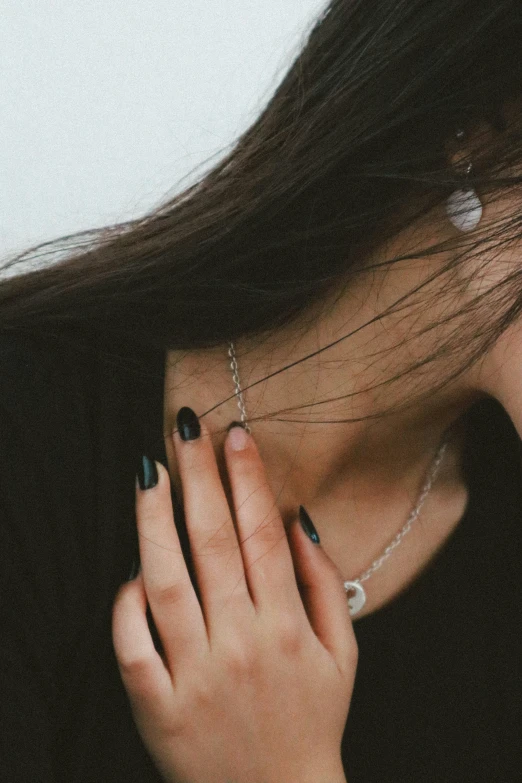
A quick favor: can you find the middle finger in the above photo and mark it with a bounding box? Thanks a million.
[173,407,253,626]
[224,423,303,614]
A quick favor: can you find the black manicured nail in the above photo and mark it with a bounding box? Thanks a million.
[137,455,159,490]
[127,558,141,581]
[176,406,201,441]
[299,505,320,544]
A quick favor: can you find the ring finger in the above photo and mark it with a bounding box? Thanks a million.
[135,458,209,674]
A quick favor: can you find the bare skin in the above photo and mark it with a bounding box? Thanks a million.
[161,116,522,620]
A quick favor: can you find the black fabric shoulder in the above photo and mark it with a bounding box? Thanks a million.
[343,395,522,782]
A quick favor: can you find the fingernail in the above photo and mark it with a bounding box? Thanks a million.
[227,422,249,451]
[299,505,320,544]
[127,558,141,581]
[176,406,201,441]
[137,455,159,490]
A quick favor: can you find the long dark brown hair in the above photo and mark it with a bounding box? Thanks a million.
[2,0,522,422]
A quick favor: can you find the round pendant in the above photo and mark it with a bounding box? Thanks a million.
[344,580,366,617]
[446,188,483,232]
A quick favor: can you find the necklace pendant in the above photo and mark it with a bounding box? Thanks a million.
[344,580,366,617]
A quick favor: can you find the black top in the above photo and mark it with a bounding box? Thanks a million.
[0,331,520,783]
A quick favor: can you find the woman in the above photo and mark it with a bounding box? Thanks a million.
[1,1,521,781]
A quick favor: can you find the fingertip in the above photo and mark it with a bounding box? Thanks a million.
[226,422,251,452]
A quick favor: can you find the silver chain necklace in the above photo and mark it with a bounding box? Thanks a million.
[227,341,449,617]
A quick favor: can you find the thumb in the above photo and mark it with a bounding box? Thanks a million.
[287,506,357,675]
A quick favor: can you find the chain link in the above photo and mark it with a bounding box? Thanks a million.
[357,440,449,583]
[228,342,251,433]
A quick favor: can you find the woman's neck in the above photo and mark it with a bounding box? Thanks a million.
[162,338,476,618]
[163,315,478,506]
[161,256,488,616]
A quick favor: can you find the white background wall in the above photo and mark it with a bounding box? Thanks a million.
[0,1,327,265]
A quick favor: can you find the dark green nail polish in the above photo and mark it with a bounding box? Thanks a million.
[127,558,141,581]
[137,454,159,490]
[177,406,201,441]
[299,505,320,544]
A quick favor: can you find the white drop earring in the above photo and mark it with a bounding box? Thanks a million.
[446,128,483,232]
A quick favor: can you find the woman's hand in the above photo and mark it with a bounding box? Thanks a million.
[112,410,357,783]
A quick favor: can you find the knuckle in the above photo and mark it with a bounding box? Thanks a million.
[273,614,304,657]
[117,653,155,685]
[203,518,241,555]
[153,580,189,609]
[222,638,257,679]
[232,446,259,471]
[252,511,286,546]
[187,676,214,709]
